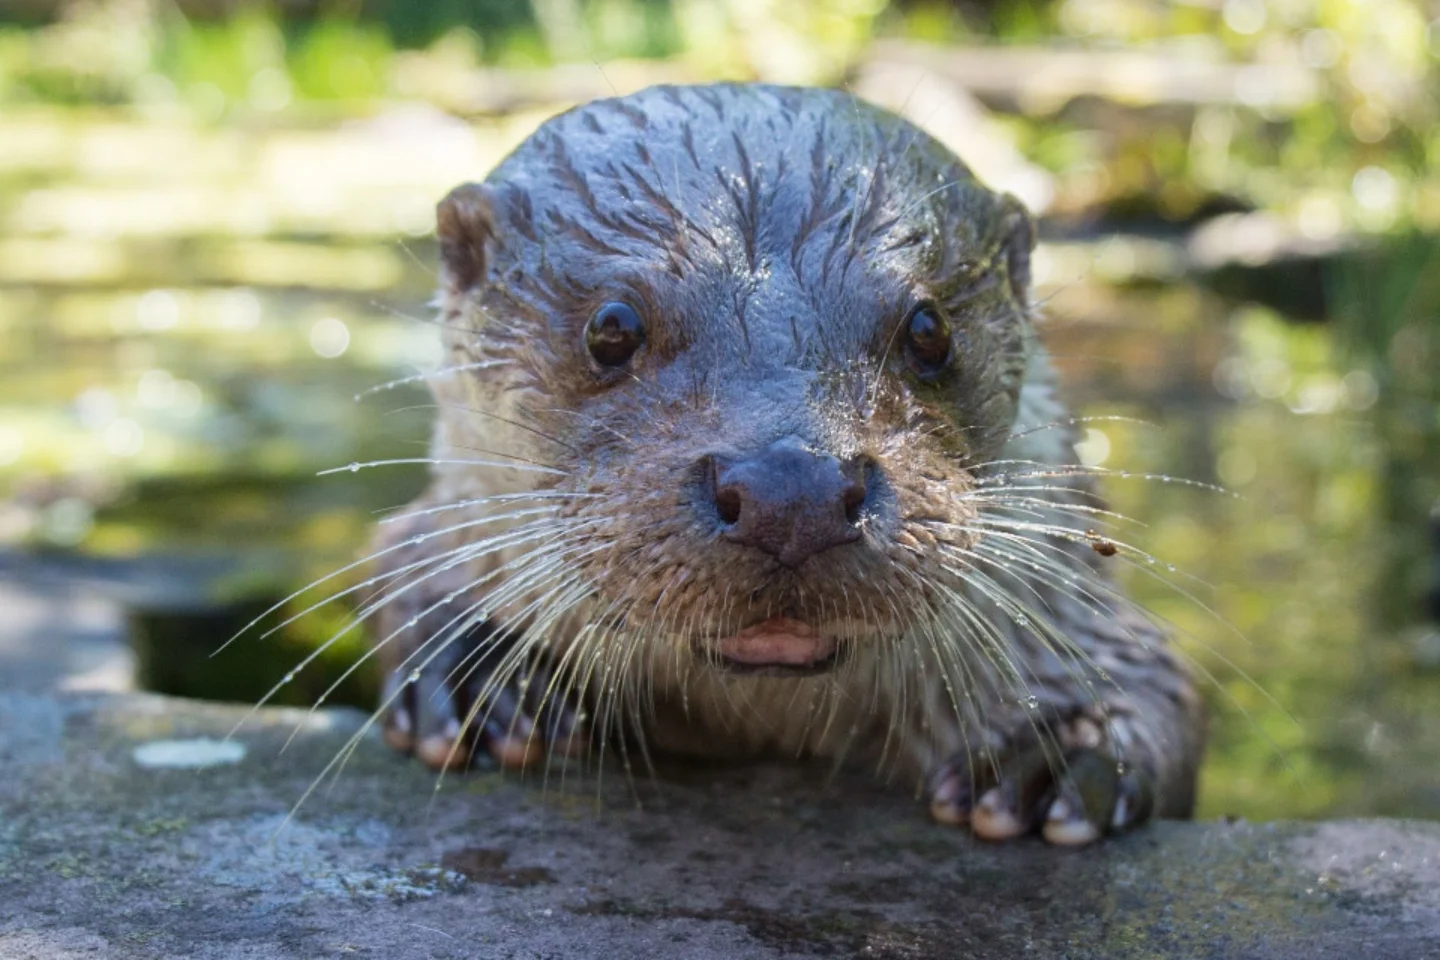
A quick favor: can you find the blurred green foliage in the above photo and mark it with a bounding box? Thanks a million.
[2,0,1435,234]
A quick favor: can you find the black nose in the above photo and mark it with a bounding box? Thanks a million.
[705,439,869,567]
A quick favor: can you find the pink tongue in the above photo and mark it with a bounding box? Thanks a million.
[717,617,835,667]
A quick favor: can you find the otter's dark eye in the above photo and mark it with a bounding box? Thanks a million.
[585,301,646,367]
[903,305,951,375]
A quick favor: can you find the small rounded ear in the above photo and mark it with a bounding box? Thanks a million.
[998,194,1036,309]
[436,182,495,293]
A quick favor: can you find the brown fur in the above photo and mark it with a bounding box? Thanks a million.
[370,84,1203,823]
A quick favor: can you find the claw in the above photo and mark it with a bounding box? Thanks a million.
[929,730,1154,846]
[377,617,587,773]
[1112,767,1154,830]
[416,731,472,771]
[928,773,971,826]
[971,786,1031,841]
[1041,794,1102,846]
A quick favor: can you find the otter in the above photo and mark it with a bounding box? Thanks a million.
[365,83,1203,846]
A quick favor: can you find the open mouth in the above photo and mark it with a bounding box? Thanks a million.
[705,616,840,676]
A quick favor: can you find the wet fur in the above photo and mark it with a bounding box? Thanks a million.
[371,84,1203,819]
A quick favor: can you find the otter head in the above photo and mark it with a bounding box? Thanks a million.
[432,84,1035,679]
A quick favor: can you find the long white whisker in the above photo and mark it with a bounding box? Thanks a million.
[353,359,513,401]
[319,457,567,477]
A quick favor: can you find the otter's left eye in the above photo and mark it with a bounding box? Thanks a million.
[903,305,951,375]
[586,301,646,367]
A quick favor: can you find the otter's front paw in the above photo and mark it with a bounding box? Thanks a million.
[927,717,1154,847]
[380,621,586,772]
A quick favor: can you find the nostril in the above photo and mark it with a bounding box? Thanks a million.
[715,484,743,526]
[702,456,743,526]
[841,455,875,525]
[842,481,866,525]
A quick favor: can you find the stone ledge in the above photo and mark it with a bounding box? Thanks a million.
[1,691,1437,959]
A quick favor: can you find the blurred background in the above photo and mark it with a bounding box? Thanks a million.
[0,0,1436,822]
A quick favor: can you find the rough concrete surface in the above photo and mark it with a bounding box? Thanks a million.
[1,692,1437,960]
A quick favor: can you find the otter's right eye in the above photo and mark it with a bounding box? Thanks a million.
[585,301,646,367]
[903,305,951,376]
